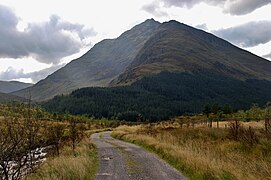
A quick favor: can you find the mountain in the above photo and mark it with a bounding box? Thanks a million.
[0,81,33,93]
[111,20,271,85]
[15,19,271,104]
[42,19,271,121]
[0,92,27,103]
[14,19,160,101]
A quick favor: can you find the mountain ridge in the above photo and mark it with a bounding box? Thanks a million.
[111,20,271,86]
[14,19,161,101]
[14,19,271,101]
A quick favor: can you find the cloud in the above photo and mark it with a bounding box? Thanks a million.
[195,24,208,30]
[160,0,221,9]
[213,21,271,47]
[263,52,271,59]
[0,5,96,64]
[142,2,168,17]
[142,0,271,16]
[0,64,65,83]
[223,0,271,15]
[0,4,19,28]
[0,67,25,81]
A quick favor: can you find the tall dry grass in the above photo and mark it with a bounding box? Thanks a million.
[25,138,98,180]
[113,124,271,180]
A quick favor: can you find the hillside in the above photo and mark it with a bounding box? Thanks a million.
[14,19,160,101]
[111,20,271,85]
[0,81,33,93]
[0,92,27,103]
[43,70,271,121]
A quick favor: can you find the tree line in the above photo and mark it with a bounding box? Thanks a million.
[43,71,271,122]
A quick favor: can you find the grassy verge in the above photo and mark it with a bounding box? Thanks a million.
[85,128,113,136]
[112,125,271,180]
[25,137,98,180]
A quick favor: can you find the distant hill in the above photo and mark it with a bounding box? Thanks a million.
[0,81,33,93]
[0,92,27,103]
[14,19,161,101]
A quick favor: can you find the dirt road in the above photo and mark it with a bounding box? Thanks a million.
[91,131,187,180]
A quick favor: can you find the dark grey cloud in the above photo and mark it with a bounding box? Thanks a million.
[0,64,65,83]
[0,4,18,27]
[161,0,221,8]
[0,5,96,64]
[143,0,271,16]
[213,21,271,47]
[224,0,271,15]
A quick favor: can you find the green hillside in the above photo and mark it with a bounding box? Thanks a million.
[43,71,271,121]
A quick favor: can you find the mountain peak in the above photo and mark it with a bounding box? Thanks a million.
[162,20,191,30]
[144,18,157,23]
[14,19,161,101]
[139,18,161,27]
[111,19,271,86]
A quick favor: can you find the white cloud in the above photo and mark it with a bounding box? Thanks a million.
[0,64,65,83]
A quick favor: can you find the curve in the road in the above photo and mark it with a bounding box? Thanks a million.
[91,131,187,180]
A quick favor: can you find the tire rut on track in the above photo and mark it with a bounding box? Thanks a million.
[91,131,187,180]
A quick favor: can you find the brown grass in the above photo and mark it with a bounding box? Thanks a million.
[113,124,271,180]
[25,138,98,180]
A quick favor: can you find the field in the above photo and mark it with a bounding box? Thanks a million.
[113,118,271,180]
[1,102,271,179]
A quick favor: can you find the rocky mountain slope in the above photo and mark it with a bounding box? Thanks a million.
[14,19,160,101]
[111,20,271,85]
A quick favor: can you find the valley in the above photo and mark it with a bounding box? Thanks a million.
[0,102,270,180]
[1,18,271,180]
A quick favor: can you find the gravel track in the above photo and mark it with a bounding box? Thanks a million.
[91,131,187,180]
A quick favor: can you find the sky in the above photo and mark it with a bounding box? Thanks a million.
[0,0,270,83]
